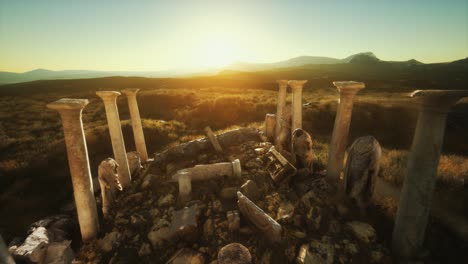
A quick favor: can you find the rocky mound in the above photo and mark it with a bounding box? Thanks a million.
[75,136,391,263]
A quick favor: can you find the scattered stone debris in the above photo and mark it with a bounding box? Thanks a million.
[166,248,205,264]
[346,221,377,244]
[218,243,252,264]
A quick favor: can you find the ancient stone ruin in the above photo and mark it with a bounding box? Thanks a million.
[5,83,467,263]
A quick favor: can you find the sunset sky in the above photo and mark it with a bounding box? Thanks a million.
[0,0,467,72]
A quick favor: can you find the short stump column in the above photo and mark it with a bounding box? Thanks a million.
[122,88,148,162]
[326,81,365,181]
[47,99,99,241]
[289,80,308,132]
[96,91,132,188]
[392,90,468,260]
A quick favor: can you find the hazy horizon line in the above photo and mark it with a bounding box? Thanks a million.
[1,53,466,74]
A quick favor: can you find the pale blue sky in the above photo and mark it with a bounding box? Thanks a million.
[0,0,467,72]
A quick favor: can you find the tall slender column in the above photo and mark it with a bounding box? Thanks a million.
[289,80,308,132]
[96,91,131,188]
[392,90,468,260]
[122,88,148,161]
[47,99,99,241]
[275,80,289,148]
[326,81,365,181]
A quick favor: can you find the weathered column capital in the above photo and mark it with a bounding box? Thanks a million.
[333,81,365,97]
[288,80,308,89]
[276,80,289,87]
[121,88,140,97]
[47,98,89,112]
[410,90,468,113]
[46,98,99,242]
[96,91,121,101]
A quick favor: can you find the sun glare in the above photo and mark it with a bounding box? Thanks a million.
[195,37,240,68]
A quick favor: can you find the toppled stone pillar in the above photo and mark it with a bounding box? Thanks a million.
[98,158,122,219]
[264,113,276,143]
[47,99,99,241]
[289,80,308,132]
[344,136,381,213]
[204,126,223,154]
[171,159,241,182]
[122,88,148,162]
[326,81,365,181]
[275,80,289,148]
[392,90,468,260]
[237,191,282,243]
[96,91,131,188]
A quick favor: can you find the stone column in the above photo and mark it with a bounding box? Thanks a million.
[46,99,99,241]
[122,88,148,162]
[392,90,468,260]
[289,80,308,132]
[326,81,365,181]
[275,80,289,148]
[96,91,131,188]
[265,113,276,143]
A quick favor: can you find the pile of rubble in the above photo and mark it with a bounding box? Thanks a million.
[75,135,391,263]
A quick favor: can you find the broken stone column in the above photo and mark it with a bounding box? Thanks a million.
[237,191,282,243]
[289,80,308,132]
[171,159,241,182]
[275,80,289,148]
[96,91,131,188]
[326,81,365,181]
[344,136,381,213]
[264,113,276,143]
[47,99,99,241]
[392,90,468,260]
[98,158,122,219]
[204,126,223,154]
[122,88,148,162]
[291,128,314,172]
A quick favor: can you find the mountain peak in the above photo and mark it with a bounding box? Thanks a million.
[24,68,52,74]
[343,52,379,63]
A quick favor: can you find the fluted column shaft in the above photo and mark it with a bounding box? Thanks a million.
[326,81,365,181]
[275,80,288,147]
[47,99,99,242]
[97,91,131,188]
[122,88,148,161]
[392,90,468,260]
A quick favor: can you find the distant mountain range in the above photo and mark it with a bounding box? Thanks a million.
[0,52,466,84]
